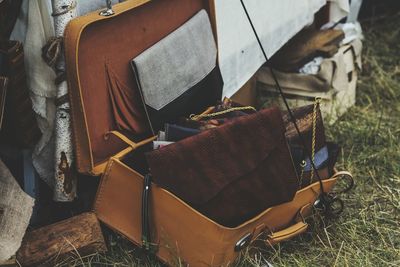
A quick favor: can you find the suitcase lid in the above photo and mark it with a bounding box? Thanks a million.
[65,0,216,175]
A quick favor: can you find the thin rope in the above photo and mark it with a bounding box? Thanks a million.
[51,1,77,17]
[42,36,63,67]
[190,106,256,121]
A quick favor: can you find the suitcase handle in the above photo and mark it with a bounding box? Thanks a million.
[266,221,308,245]
[265,203,311,246]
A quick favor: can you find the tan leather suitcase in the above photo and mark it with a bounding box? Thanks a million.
[64,1,352,266]
[95,156,347,266]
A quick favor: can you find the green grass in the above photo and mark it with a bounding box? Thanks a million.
[61,15,400,267]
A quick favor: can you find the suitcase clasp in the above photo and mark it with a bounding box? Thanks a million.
[99,0,115,16]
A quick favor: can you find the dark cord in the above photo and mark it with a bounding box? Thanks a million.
[239,0,326,196]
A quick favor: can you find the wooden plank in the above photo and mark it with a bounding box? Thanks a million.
[17,212,107,267]
[0,257,17,267]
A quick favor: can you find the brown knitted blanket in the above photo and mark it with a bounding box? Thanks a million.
[146,107,298,227]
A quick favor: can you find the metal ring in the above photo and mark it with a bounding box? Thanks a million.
[52,1,77,17]
[314,193,344,217]
[333,173,355,194]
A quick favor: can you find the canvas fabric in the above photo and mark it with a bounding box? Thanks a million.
[9,0,122,187]
[214,0,326,97]
[257,38,362,94]
[328,0,350,22]
[0,159,34,263]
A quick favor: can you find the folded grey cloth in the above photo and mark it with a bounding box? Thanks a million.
[0,159,34,263]
[132,9,217,111]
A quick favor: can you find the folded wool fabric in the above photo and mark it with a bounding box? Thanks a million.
[0,159,34,263]
[146,107,299,227]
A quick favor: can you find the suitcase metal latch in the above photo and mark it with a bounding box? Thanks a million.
[234,233,253,252]
[99,0,115,16]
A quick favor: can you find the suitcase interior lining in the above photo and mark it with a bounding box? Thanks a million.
[72,0,208,166]
[120,143,151,176]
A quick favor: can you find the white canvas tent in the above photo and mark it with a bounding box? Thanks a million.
[215,0,325,97]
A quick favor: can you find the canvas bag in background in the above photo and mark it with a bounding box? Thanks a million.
[257,38,362,124]
[0,159,34,263]
[258,38,362,93]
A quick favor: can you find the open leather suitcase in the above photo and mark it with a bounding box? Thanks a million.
[64,0,352,266]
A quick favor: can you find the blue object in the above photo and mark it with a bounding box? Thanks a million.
[291,145,329,171]
[303,146,329,171]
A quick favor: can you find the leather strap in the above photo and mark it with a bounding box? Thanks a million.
[105,131,138,149]
[267,221,308,245]
[106,131,158,251]
[142,173,152,251]
[105,130,157,151]
[267,203,309,245]
[55,71,67,85]
[55,93,69,107]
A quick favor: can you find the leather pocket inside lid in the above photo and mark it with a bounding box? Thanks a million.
[106,62,148,134]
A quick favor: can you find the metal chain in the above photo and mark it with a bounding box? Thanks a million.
[190,106,256,121]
